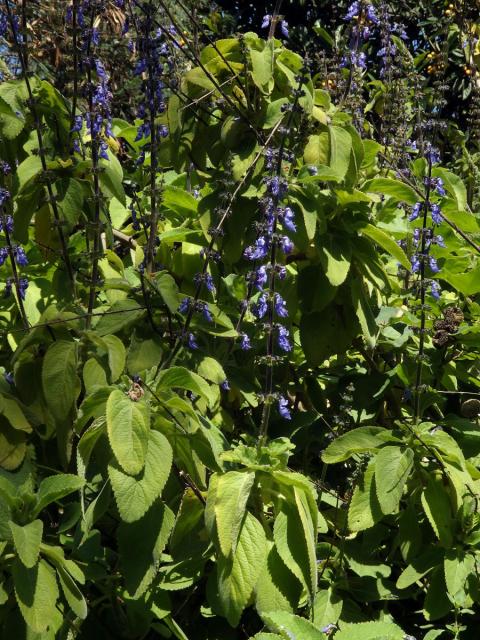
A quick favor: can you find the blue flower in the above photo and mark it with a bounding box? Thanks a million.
[277,325,292,352]
[280,20,289,37]
[274,293,288,317]
[3,371,14,386]
[178,298,191,314]
[253,265,268,290]
[187,333,198,349]
[428,255,440,273]
[252,294,268,319]
[281,207,296,232]
[71,115,83,133]
[279,235,293,255]
[409,202,422,222]
[0,215,13,234]
[434,235,445,248]
[344,1,360,20]
[244,236,269,261]
[0,247,8,266]
[261,14,271,29]
[410,254,421,273]
[14,246,28,266]
[197,301,213,322]
[0,188,10,207]
[278,395,291,420]
[18,277,28,300]
[239,332,251,350]
[431,204,442,224]
[430,281,441,299]
[220,379,230,391]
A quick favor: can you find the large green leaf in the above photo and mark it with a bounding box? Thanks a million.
[157,366,215,408]
[261,611,323,639]
[421,474,454,547]
[106,389,150,476]
[102,334,126,382]
[217,511,267,626]
[335,621,405,640]
[273,498,314,599]
[348,460,383,532]
[374,446,414,515]
[319,235,352,287]
[32,474,85,518]
[328,125,352,181]
[362,177,418,204]
[42,340,80,422]
[361,224,411,270]
[9,519,43,568]
[118,500,175,598]
[13,558,59,633]
[255,543,302,614]
[214,470,255,558]
[322,427,393,464]
[0,96,24,139]
[108,430,172,522]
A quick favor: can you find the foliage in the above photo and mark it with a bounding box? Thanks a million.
[1,0,480,639]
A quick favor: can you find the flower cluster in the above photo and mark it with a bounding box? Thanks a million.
[66,1,114,157]
[0,183,29,301]
[241,156,298,420]
[408,187,445,300]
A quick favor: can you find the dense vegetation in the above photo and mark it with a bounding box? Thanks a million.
[1,1,480,638]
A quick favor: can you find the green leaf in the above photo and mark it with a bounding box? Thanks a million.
[351,278,377,348]
[118,500,175,598]
[99,152,125,204]
[57,564,87,619]
[155,272,180,314]
[261,611,323,639]
[444,549,475,601]
[127,331,163,374]
[374,447,414,514]
[94,299,146,335]
[0,394,31,432]
[300,305,358,366]
[9,520,43,568]
[106,389,150,476]
[32,474,85,518]
[250,41,274,92]
[329,125,352,181]
[294,487,317,598]
[421,474,454,547]
[108,430,172,522]
[0,96,24,139]
[13,558,59,633]
[163,185,198,217]
[348,460,383,532]
[102,334,126,382]
[361,224,411,270]
[255,543,302,614]
[319,235,352,287]
[217,511,267,626]
[396,548,444,589]
[313,588,343,629]
[15,155,43,192]
[157,366,215,408]
[440,266,480,296]
[362,178,418,204]
[214,471,255,558]
[273,498,313,599]
[322,427,393,464]
[198,357,227,385]
[432,168,467,210]
[42,340,80,422]
[335,621,405,640]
